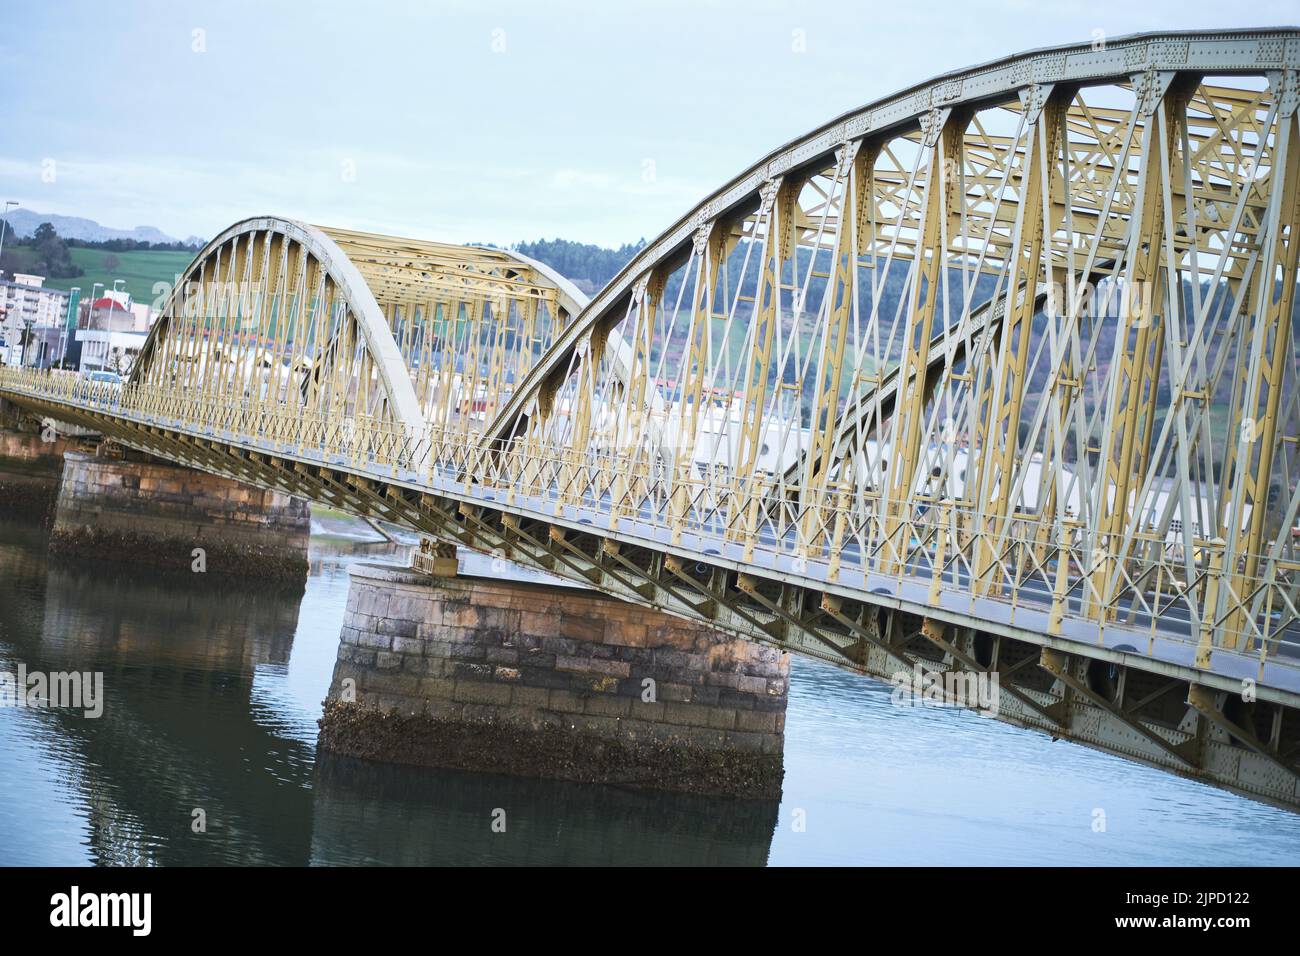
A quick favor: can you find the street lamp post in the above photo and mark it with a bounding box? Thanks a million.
[84,282,103,372]
[0,201,17,365]
[107,280,127,373]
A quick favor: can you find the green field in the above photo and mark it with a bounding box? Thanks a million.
[4,244,197,306]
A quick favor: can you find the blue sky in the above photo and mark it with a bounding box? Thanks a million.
[2,1,1294,246]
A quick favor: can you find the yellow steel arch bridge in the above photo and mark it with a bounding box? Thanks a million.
[5,28,1300,808]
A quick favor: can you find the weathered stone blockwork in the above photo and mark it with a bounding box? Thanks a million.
[0,429,72,518]
[49,450,310,583]
[0,405,73,519]
[319,563,788,797]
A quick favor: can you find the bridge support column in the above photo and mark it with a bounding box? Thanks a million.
[319,561,788,798]
[48,448,310,583]
[0,400,73,520]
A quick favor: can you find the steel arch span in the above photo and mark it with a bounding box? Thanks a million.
[489,27,1300,657]
[6,28,1300,808]
[129,216,593,436]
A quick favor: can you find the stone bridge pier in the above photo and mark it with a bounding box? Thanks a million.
[1,399,311,583]
[319,558,789,798]
[0,398,75,519]
[47,446,310,584]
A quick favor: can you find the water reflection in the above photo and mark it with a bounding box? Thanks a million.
[312,753,776,866]
[0,529,315,865]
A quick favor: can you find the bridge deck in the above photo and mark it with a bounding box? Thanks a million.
[7,378,1299,707]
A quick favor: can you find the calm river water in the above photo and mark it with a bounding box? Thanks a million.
[1,516,1298,866]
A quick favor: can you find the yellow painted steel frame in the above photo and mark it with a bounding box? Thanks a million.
[6,31,1300,771]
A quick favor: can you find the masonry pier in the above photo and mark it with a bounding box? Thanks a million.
[319,559,789,798]
[48,448,310,583]
[0,400,72,519]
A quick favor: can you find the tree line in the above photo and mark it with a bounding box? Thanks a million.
[65,236,204,253]
[505,237,647,295]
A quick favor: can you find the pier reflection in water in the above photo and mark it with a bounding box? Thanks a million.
[0,519,316,865]
[0,516,1298,866]
[312,755,776,866]
[0,520,776,866]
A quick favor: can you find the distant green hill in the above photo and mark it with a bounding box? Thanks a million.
[5,221,648,308]
[2,243,195,305]
[506,237,646,297]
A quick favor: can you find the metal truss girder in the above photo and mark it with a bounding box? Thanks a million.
[917,618,1066,727]
[1040,647,1201,768]
[1187,682,1298,776]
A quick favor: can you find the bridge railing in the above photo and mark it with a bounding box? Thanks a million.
[468,437,1300,659]
[3,365,1296,668]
